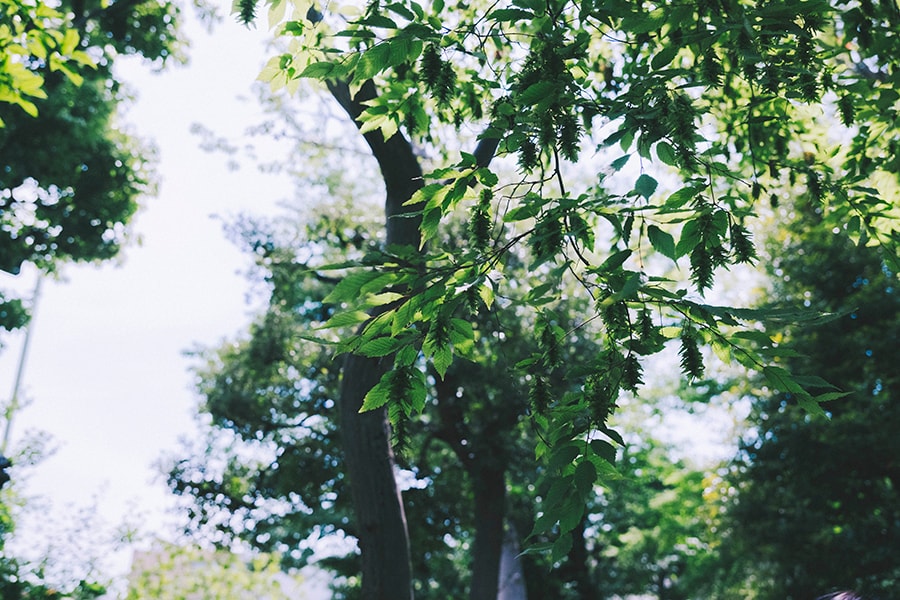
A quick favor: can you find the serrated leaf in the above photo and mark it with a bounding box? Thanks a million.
[610,154,631,172]
[319,310,371,329]
[395,343,419,367]
[558,497,585,534]
[573,460,597,496]
[518,80,557,105]
[651,45,678,70]
[364,291,405,307]
[547,443,579,472]
[503,202,541,222]
[597,249,632,272]
[656,140,677,165]
[359,336,401,357]
[324,270,386,303]
[647,224,677,260]
[360,375,392,411]
[675,218,702,258]
[490,7,533,21]
[299,61,336,79]
[634,173,658,199]
[665,186,699,210]
[431,344,453,378]
[589,439,616,464]
[355,44,390,81]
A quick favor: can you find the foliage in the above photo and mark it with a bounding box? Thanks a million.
[0,440,109,600]
[169,161,725,598]
[237,0,900,554]
[0,0,183,333]
[588,443,719,599]
[1,0,183,595]
[0,0,93,124]
[125,542,305,599]
[720,204,900,599]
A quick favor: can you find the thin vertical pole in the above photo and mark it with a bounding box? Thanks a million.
[1,277,42,455]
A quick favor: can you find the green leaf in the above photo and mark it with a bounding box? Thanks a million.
[490,7,533,21]
[664,186,700,210]
[610,154,631,172]
[651,45,678,70]
[361,374,392,411]
[647,224,677,260]
[298,61,336,79]
[589,439,616,464]
[573,460,597,496]
[431,344,453,378]
[518,81,557,105]
[656,140,677,166]
[394,343,419,367]
[551,533,574,563]
[359,336,402,357]
[547,443,579,472]
[324,270,386,303]
[319,310,371,329]
[634,174,658,199]
[597,249,632,272]
[355,44,391,81]
[675,218,702,258]
[503,202,541,222]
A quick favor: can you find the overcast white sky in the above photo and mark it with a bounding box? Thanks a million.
[0,8,296,582]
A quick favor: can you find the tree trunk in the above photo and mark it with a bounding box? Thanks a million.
[497,522,527,600]
[339,353,413,600]
[567,516,599,600]
[469,464,506,600]
[329,78,424,600]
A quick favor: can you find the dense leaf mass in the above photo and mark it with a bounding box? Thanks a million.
[723,206,900,599]
[242,0,900,589]
[0,0,182,333]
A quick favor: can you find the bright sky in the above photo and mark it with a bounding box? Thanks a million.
[0,9,296,585]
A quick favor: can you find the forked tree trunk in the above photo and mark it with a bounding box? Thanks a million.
[330,78,423,600]
[329,77,501,599]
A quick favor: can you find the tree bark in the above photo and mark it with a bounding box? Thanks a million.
[469,463,506,600]
[339,354,413,600]
[498,522,527,600]
[329,78,424,600]
[329,77,501,599]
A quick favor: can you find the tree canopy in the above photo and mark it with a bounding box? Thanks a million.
[0,0,183,333]
[217,1,900,596]
[720,200,900,599]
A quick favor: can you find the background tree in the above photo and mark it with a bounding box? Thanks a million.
[126,542,306,599]
[228,5,900,596]
[167,134,725,598]
[0,0,184,333]
[720,200,900,599]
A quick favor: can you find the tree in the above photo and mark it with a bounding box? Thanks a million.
[0,0,183,334]
[126,542,306,599]
[229,1,900,596]
[167,188,606,598]
[720,201,900,599]
[170,192,727,599]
